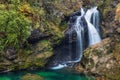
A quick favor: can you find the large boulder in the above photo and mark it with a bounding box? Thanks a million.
[74,37,120,80]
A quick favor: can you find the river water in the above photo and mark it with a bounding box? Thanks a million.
[0,70,94,80]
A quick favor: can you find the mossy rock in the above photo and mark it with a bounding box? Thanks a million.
[36,40,52,52]
[21,73,44,80]
[18,50,53,69]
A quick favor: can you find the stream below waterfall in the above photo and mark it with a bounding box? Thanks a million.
[0,70,94,80]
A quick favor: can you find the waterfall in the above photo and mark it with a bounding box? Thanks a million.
[51,7,101,69]
[91,7,100,33]
[84,7,101,46]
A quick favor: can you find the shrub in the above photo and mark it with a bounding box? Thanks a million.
[0,9,31,50]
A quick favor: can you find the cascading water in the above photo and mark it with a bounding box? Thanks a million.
[91,7,100,33]
[50,7,101,69]
[84,7,101,46]
[67,8,86,63]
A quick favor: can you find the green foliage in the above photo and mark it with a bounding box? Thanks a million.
[10,0,20,4]
[59,21,67,31]
[0,9,31,50]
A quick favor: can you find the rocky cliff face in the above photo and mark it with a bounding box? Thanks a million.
[45,0,120,79]
[0,0,120,80]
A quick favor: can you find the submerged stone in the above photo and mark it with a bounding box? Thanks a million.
[21,73,44,80]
